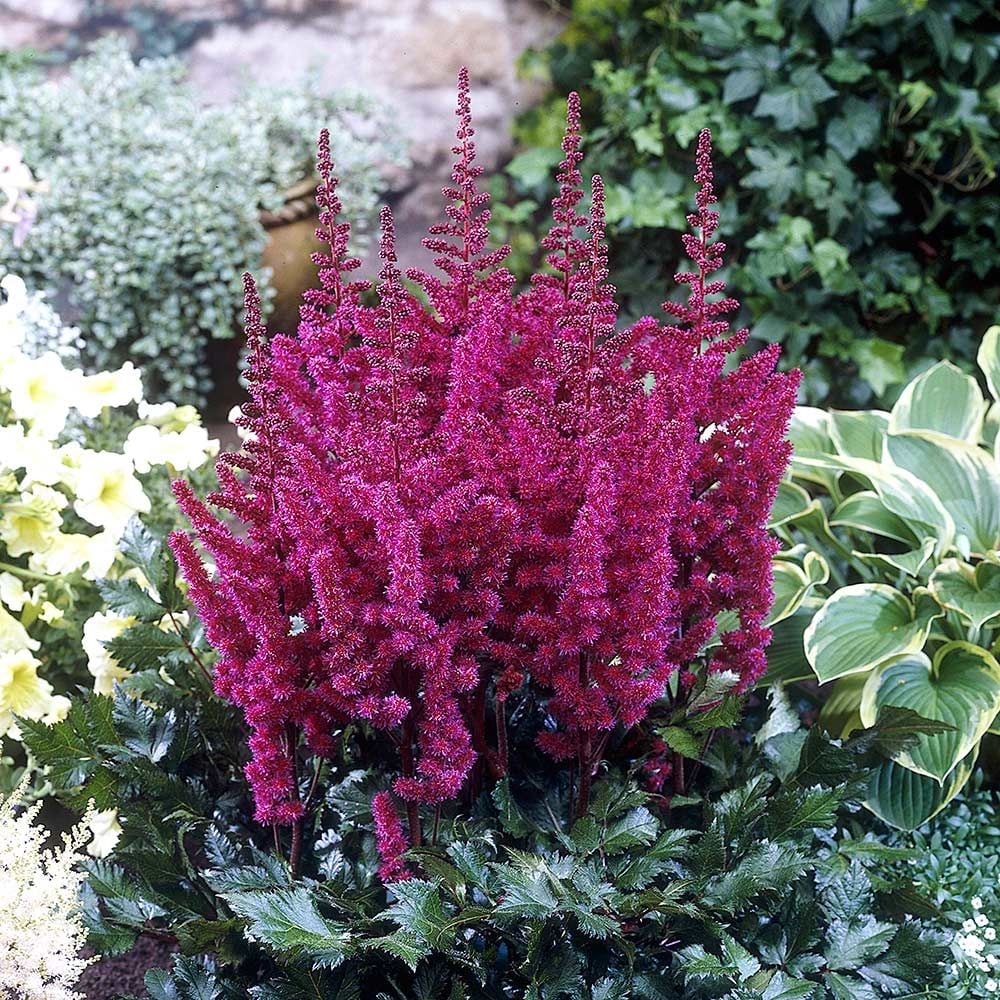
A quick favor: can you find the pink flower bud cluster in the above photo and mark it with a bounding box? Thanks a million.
[171,72,798,829]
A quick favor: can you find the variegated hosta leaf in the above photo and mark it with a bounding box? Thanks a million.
[929,558,1000,632]
[855,539,936,579]
[865,750,976,832]
[769,551,829,625]
[978,324,1000,405]
[818,672,868,739]
[828,409,889,461]
[888,360,985,444]
[859,642,1000,784]
[760,597,823,687]
[803,584,942,684]
[885,430,1000,558]
[768,480,816,529]
[830,490,918,545]
[791,452,954,553]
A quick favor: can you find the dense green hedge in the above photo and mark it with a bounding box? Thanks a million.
[502,0,1000,404]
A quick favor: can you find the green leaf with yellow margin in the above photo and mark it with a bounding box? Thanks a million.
[803,584,943,684]
[929,558,1000,632]
[859,641,1000,784]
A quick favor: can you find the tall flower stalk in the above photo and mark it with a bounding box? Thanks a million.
[172,73,798,857]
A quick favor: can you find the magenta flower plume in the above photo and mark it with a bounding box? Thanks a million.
[372,791,413,883]
[171,78,797,836]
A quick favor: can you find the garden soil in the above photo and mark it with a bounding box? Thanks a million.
[78,938,177,999]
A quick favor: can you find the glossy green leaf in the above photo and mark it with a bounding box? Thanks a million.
[865,751,976,831]
[859,642,1000,783]
[929,558,1000,631]
[804,584,942,684]
[888,361,984,443]
[885,430,1000,556]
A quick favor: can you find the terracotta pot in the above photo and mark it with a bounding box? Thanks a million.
[260,176,323,336]
[204,178,321,422]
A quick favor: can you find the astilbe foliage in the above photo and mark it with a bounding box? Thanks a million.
[171,72,798,850]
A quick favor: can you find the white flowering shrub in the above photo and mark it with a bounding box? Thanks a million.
[0,37,405,404]
[0,775,94,999]
[0,272,217,765]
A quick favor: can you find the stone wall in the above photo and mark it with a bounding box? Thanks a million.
[0,0,564,265]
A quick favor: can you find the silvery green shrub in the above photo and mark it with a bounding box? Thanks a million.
[0,37,404,404]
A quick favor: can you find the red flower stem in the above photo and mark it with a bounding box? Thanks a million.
[496,698,509,776]
[399,717,422,847]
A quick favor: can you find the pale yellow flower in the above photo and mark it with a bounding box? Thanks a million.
[72,451,150,536]
[82,611,136,695]
[26,533,91,577]
[74,362,144,418]
[0,650,53,724]
[0,352,75,438]
[0,573,31,613]
[0,483,66,557]
[0,604,39,655]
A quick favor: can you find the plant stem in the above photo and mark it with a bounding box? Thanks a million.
[0,560,55,583]
[575,652,593,820]
[285,722,303,876]
[496,697,509,776]
[399,717,422,847]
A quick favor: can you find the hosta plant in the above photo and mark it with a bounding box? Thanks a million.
[21,538,950,997]
[768,325,1000,828]
[0,269,217,788]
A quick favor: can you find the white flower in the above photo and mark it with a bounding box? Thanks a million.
[958,932,986,957]
[0,573,31,613]
[82,611,136,695]
[987,928,996,941]
[74,361,143,417]
[974,897,984,910]
[987,979,998,993]
[0,775,94,999]
[230,404,255,442]
[72,451,150,535]
[978,913,990,927]
[138,400,200,430]
[86,809,122,859]
[124,422,217,473]
[0,352,75,438]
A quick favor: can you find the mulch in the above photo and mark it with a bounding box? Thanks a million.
[77,937,178,1000]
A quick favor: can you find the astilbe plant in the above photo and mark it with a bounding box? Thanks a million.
[171,71,798,869]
